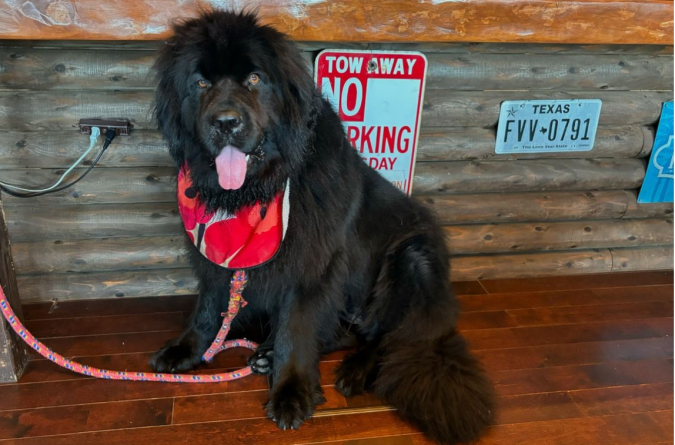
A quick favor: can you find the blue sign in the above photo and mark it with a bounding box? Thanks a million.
[638,102,674,204]
[495,99,602,154]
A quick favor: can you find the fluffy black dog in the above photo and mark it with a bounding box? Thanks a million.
[151,10,494,444]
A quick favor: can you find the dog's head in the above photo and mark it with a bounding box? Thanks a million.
[153,10,316,195]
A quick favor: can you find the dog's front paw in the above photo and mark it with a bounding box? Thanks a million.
[266,376,325,430]
[150,336,202,373]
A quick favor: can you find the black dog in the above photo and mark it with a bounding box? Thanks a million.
[150,10,494,444]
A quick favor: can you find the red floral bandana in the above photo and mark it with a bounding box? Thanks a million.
[177,165,289,270]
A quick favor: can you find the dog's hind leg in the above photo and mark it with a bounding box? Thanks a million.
[334,233,437,400]
[367,232,494,445]
[335,338,381,397]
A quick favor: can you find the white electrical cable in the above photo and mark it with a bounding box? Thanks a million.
[0,127,101,193]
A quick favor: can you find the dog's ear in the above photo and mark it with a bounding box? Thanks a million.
[151,15,212,164]
[151,41,186,164]
[272,38,316,127]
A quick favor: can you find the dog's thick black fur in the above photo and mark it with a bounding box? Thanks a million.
[150,10,494,444]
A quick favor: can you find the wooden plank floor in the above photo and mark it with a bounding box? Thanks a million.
[1,271,672,445]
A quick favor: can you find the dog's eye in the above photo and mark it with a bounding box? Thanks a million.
[248,73,261,85]
[197,79,209,89]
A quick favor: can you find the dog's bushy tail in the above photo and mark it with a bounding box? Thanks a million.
[373,331,494,444]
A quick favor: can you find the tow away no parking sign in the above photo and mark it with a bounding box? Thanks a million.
[315,50,428,196]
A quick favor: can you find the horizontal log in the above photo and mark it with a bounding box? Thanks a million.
[610,246,674,272]
[0,130,172,169]
[423,91,673,128]
[638,126,656,158]
[451,249,614,280]
[16,268,198,302]
[623,190,675,219]
[14,245,673,301]
[3,190,650,247]
[417,125,650,162]
[1,157,646,207]
[10,251,614,301]
[1,90,671,131]
[14,216,672,275]
[412,159,645,195]
[0,1,671,45]
[0,48,157,90]
[0,125,651,171]
[0,90,153,131]
[444,218,673,254]
[1,167,176,206]
[424,54,673,91]
[3,48,672,91]
[12,236,189,275]
[4,202,182,242]
[0,48,314,91]
[4,41,673,56]
[420,191,629,225]
[17,249,619,301]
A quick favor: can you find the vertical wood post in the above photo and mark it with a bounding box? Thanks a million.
[0,191,29,382]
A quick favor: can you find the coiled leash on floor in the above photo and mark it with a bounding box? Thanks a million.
[0,270,258,383]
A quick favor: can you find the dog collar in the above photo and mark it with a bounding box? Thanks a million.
[177,165,290,270]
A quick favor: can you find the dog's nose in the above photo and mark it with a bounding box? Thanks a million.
[212,110,243,135]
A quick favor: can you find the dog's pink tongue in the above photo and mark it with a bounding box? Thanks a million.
[215,145,247,190]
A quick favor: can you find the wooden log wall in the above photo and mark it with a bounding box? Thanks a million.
[0,41,673,302]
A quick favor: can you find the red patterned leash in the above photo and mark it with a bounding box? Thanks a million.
[0,270,258,383]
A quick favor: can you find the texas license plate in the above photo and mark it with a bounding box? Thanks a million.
[495,99,602,154]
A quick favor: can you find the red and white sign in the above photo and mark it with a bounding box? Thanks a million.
[314,50,428,196]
